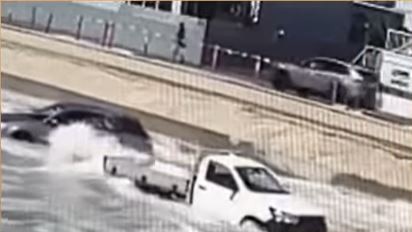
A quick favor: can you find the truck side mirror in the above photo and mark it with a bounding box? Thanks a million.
[230,187,239,201]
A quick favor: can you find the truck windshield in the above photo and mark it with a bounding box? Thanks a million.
[236,167,288,194]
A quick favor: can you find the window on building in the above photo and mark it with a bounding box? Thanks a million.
[158,1,172,11]
[144,1,156,9]
[128,1,172,12]
[182,1,260,25]
[129,1,144,6]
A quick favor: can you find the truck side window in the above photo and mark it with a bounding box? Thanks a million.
[206,161,238,191]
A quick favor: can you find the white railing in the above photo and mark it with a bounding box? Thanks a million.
[385,28,412,51]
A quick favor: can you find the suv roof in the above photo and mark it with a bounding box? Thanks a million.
[307,57,351,68]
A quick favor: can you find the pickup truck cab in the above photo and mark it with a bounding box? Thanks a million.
[103,151,327,232]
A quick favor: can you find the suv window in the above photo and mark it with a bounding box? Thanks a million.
[304,59,349,75]
[206,161,238,191]
[319,60,349,75]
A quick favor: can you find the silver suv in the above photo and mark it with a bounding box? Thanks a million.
[271,57,378,108]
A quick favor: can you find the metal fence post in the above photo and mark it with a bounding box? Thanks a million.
[44,13,53,33]
[143,36,149,55]
[330,81,338,105]
[76,15,84,40]
[211,45,220,70]
[31,7,37,29]
[254,55,262,77]
[7,11,13,24]
[107,22,115,48]
[101,21,110,47]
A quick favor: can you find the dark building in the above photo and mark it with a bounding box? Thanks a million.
[199,1,404,63]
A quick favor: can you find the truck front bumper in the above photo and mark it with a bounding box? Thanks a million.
[265,216,327,232]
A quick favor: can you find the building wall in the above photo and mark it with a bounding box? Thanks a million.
[395,1,412,31]
[205,1,404,63]
[1,2,207,65]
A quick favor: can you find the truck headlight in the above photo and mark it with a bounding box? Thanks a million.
[269,207,300,225]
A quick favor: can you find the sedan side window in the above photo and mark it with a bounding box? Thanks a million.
[206,161,238,191]
[51,111,101,125]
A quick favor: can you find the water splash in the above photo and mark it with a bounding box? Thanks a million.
[46,122,152,174]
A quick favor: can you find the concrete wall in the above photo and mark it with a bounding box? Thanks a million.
[1,2,207,65]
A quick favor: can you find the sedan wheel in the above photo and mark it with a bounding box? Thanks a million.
[272,74,291,91]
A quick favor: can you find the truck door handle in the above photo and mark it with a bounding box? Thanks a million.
[199,185,207,190]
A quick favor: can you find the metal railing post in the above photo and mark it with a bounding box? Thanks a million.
[143,29,149,55]
[101,21,110,47]
[107,22,116,48]
[330,81,338,105]
[254,55,262,77]
[44,13,53,33]
[211,45,220,70]
[7,11,13,23]
[76,15,84,40]
[31,7,37,29]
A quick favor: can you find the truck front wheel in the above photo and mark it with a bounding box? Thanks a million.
[240,218,264,232]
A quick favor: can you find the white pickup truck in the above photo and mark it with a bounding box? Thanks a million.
[103,151,327,232]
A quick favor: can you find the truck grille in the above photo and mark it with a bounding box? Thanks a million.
[267,216,327,232]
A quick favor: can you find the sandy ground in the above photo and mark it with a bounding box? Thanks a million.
[1,28,412,196]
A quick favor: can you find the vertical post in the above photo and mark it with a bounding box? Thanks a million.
[101,21,109,47]
[76,15,84,40]
[330,80,338,105]
[107,22,115,48]
[211,45,220,70]
[143,35,149,55]
[143,28,149,55]
[7,11,13,24]
[254,55,262,77]
[172,0,182,14]
[31,7,37,29]
[44,13,53,33]
[155,0,160,11]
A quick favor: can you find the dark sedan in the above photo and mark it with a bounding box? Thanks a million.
[1,103,153,154]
